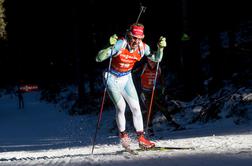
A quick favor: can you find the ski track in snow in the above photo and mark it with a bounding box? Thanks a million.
[0,131,252,166]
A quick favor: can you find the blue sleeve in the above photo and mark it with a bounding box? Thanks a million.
[111,39,125,56]
[144,44,151,56]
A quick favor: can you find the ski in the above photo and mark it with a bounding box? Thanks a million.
[120,146,194,155]
[124,147,139,155]
[136,146,195,152]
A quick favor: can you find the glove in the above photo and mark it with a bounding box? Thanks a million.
[162,87,166,95]
[158,36,166,48]
[109,34,118,45]
[140,92,146,103]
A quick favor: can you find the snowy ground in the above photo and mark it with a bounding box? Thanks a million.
[0,91,252,166]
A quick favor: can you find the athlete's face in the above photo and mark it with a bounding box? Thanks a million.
[129,36,142,49]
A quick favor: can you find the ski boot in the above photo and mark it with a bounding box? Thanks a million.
[137,132,155,149]
[119,131,131,149]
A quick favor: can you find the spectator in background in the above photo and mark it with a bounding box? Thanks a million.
[16,84,24,110]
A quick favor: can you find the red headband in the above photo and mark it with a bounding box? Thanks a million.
[129,25,144,38]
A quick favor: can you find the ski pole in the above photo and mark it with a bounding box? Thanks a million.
[91,55,112,154]
[146,61,160,133]
[136,5,147,24]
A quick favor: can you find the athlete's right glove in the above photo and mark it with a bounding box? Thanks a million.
[109,34,118,46]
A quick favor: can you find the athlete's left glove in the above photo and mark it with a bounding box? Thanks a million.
[109,34,118,46]
[158,36,167,48]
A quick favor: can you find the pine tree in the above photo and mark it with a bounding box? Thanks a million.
[0,0,7,40]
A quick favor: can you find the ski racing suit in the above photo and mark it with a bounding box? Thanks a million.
[96,37,164,133]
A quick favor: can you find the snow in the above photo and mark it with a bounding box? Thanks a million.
[0,90,252,166]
